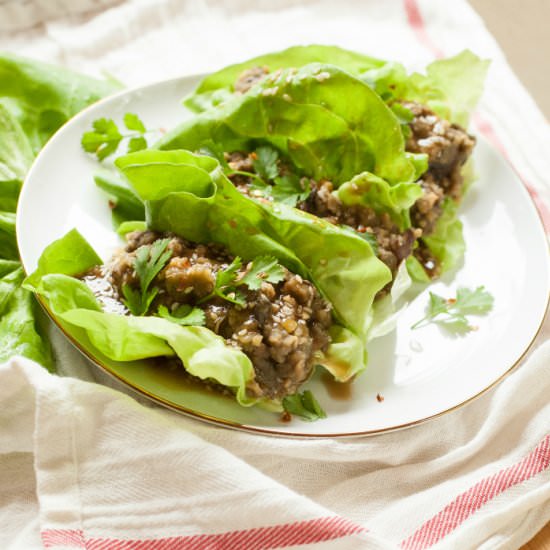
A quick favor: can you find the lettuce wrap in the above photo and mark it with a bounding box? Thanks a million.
[171,46,488,281]
[25,150,392,409]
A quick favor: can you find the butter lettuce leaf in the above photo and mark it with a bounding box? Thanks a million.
[335,171,423,230]
[185,44,386,112]
[0,53,119,370]
[0,52,121,153]
[421,198,465,274]
[116,149,391,339]
[159,63,418,186]
[361,50,489,126]
[0,260,52,368]
[27,271,259,406]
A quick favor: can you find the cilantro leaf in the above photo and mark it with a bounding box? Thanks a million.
[240,256,285,290]
[123,112,146,133]
[412,285,494,332]
[282,390,327,421]
[271,174,311,206]
[127,136,147,153]
[197,256,243,305]
[81,112,150,161]
[122,238,172,316]
[198,255,285,306]
[215,256,242,289]
[157,304,206,326]
[253,145,279,181]
[81,117,122,160]
[454,286,494,314]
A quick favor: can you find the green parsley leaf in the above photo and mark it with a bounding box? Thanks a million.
[411,285,494,332]
[81,112,150,161]
[81,117,122,160]
[127,136,147,153]
[253,145,279,181]
[122,238,172,316]
[271,174,311,206]
[240,256,285,290]
[282,390,327,421]
[198,255,285,306]
[197,256,243,306]
[215,256,242,289]
[123,112,146,133]
[157,304,206,326]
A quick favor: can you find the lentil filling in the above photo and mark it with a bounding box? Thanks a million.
[81,230,332,401]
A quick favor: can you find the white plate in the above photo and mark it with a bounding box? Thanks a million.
[17,75,550,437]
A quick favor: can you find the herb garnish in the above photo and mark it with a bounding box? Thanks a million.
[122,238,172,316]
[197,255,285,306]
[227,145,311,206]
[282,390,327,421]
[81,113,149,161]
[252,145,279,181]
[411,286,494,332]
[157,304,206,326]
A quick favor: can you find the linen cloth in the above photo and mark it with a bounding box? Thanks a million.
[1,1,550,548]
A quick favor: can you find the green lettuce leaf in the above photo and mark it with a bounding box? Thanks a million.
[0,260,52,368]
[116,149,391,338]
[335,171,423,230]
[0,211,17,260]
[94,169,145,227]
[421,198,465,274]
[407,198,465,282]
[0,54,119,370]
[185,44,386,112]
[361,50,489,126]
[158,63,417,186]
[0,103,34,183]
[0,52,121,153]
[27,271,258,406]
[24,228,103,288]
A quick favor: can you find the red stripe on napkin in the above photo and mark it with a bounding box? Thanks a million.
[404,0,550,232]
[41,515,366,549]
[400,434,550,550]
[403,0,444,58]
[473,113,550,231]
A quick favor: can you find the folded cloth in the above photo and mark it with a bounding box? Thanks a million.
[1,342,549,550]
[1,0,549,549]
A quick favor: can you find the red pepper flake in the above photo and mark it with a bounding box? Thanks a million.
[376,393,384,403]
[228,219,237,229]
[108,200,116,210]
[447,298,457,304]
[280,411,292,423]
[250,151,258,160]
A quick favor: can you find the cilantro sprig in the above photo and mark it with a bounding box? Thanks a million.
[197,255,285,306]
[282,390,327,421]
[81,112,150,161]
[411,286,494,332]
[122,238,172,316]
[227,145,310,206]
[157,304,206,326]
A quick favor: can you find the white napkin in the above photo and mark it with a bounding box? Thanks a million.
[1,1,550,549]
